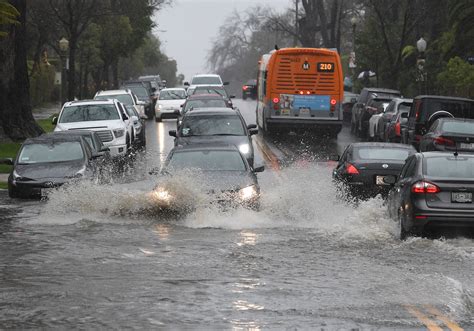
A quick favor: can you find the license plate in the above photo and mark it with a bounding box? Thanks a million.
[375,175,394,185]
[281,108,290,116]
[452,192,472,203]
[460,143,474,149]
[299,108,310,116]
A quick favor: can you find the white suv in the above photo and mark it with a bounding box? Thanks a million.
[53,99,133,156]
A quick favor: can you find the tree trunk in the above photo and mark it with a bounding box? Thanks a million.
[67,36,77,101]
[0,0,43,141]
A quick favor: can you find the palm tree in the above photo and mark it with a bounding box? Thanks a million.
[0,0,20,37]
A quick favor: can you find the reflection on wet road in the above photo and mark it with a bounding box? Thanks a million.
[0,99,472,329]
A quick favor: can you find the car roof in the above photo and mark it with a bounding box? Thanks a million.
[96,89,131,96]
[194,85,224,89]
[364,88,401,94]
[350,142,415,149]
[160,88,186,92]
[64,99,116,106]
[187,94,225,100]
[192,74,220,78]
[185,108,238,116]
[24,134,84,144]
[413,95,473,102]
[391,97,413,103]
[420,151,474,158]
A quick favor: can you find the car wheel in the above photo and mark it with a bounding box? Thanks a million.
[126,134,130,150]
[8,184,18,198]
[398,212,410,240]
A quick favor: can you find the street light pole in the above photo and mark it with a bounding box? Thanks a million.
[59,37,69,106]
[350,17,357,93]
[416,37,427,95]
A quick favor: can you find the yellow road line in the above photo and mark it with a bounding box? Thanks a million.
[404,305,443,331]
[424,305,464,331]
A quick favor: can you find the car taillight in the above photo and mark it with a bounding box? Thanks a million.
[434,136,455,146]
[242,85,248,91]
[395,121,401,136]
[346,163,359,175]
[330,99,337,106]
[411,181,440,194]
[273,97,279,104]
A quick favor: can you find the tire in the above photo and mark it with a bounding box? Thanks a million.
[8,183,18,199]
[398,212,410,240]
[126,134,130,151]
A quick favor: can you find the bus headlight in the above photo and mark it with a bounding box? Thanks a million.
[239,185,258,201]
[239,144,250,155]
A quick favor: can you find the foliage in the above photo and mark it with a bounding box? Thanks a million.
[29,62,56,108]
[0,0,19,37]
[437,57,474,98]
[36,115,56,133]
[0,142,20,173]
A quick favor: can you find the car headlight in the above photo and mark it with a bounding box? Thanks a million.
[13,169,21,180]
[239,185,258,201]
[239,143,250,155]
[113,129,125,138]
[152,187,173,202]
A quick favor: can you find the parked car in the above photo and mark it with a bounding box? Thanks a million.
[351,88,401,136]
[387,151,474,239]
[169,108,258,166]
[332,142,416,199]
[2,134,98,198]
[47,130,110,156]
[403,95,474,149]
[155,88,187,122]
[94,89,146,119]
[419,118,474,152]
[377,98,413,142]
[342,92,358,122]
[181,94,230,115]
[366,98,392,140]
[242,79,257,100]
[53,99,133,156]
[385,107,410,143]
[150,144,263,211]
[185,74,227,87]
[122,81,154,119]
[187,85,235,108]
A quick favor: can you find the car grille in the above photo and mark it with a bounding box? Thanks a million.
[95,130,114,142]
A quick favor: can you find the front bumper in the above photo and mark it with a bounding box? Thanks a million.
[9,179,66,198]
[104,143,128,156]
[156,109,180,119]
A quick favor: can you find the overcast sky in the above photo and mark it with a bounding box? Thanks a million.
[154,0,290,81]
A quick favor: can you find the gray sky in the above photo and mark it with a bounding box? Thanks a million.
[154,0,290,81]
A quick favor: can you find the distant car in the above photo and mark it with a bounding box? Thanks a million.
[150,145,263,211]
[419,118,474,152]
[181,94,229,115]
[378,98,412,142]
[367,98,392,140]
[2,134,97,198]
[342,92,358,122]
[332,142,416,199]
[155,88,187,122]
[53,99,133,156]
[122,81,154,119]
[357,96,396,138]
[187,85,235,108]
[242,79,257,100]
[169,108,258,166]
[384,107,410,143]
[351,88,401,136]
[387,152,474,239]
[404,95,474,149]
[185,74,226,87]
[94,89,146,119]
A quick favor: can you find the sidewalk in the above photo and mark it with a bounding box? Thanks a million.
[33,102,61,120]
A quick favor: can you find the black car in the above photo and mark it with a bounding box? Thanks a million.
[169,108,258,166]
[387,152,474,239]
[122,81,154,119]
[383,99,412,142]
[151,145,264,210]
[357,97,394,138]
[376,98,412,142]
[2,134,97,198]
[419,118,474,152]
[242,79,257,100]
[187,85,235,108]
[404,95,474,149]
[333,142,416,198]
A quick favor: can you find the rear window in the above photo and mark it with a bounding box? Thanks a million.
[191,76,222,85]
[354,147,412,160]
[159,90,186,100]
[424,156,474,178]
[184,99,227,113]
[420,99,474,121]
[190,87,227,97]
[440,121,474,135]
[180,115,245,136]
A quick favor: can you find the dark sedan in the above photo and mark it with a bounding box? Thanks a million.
[419,118,474,152]
[387,152,474,239]
[170,108,257,166]
[242,79,257,100]
[2,134,97,198]
[187,85,235,108]
[333,142,416,199]
[150,145,264,210]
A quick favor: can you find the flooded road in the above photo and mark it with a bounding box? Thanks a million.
[0,99,473,329]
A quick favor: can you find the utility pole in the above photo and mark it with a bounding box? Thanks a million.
[294,0,299,46]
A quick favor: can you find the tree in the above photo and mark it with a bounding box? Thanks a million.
[0,0,43,141]
[0,0,19,36]
[437,57,474,98]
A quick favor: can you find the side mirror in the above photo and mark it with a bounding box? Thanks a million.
[247,124,257,129]
[0,158,13,165]
[223,82,229,86]
[253,165,265,173]
[169,130,177,137]
[329,154,340,161]
[52,117,58,125]
[401,112,409,119]
[100,146,110,152]
[249,128,258,136]
[184,82,189,86]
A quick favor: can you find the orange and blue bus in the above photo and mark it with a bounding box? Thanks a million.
[256,47,344,137]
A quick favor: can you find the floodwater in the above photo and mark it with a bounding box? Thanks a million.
[0,100,472,329]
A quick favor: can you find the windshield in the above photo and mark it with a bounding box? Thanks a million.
[440,121,474,134]
[126,86,149,98]
[95,94,133,106]
[424,156,474,178]
[18,142,84,164]
[59,104,120,123]
[168,150,246,171]
[184,99,227,113]
[160,90,186,100]
[355,148,412,160]
[180,115,245,136]
[191,76,221,85]
[190,87,227,97]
